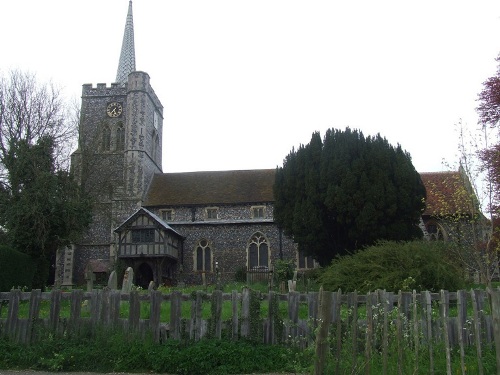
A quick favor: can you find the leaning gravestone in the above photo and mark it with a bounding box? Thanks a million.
[121,267,134,293]
[108,270,118,290]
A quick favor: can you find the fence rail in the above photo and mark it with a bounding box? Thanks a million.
[1,288,499,373]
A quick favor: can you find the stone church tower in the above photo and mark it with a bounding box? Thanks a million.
[67,1,164,284]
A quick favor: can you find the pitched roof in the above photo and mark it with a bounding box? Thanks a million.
[420,170,478,217]
[143,168,478,217]
[114,207,183,237]
[143,169,276,207]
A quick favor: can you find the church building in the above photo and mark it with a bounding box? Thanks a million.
[57,1,478,288]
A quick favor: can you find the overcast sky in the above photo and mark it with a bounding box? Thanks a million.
[1,1,500,174]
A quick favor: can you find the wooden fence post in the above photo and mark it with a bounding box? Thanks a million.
[150,290,162,342]
[5,290,20,341]
[440,290,452,375]
[26,289,41,344]
[231,290,239,340]
[241,288,250,338]
[212,290,223,339]
[314,286,332,375]
[49,289,61,334]
[170,291,181,340]
[471,289,485,375]
[488,288,500,375]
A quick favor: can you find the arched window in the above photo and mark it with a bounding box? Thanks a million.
[116,123,125,150]
[426,221,447,241]
[194,239,212,272]
[102,125,111,151]
[247,232,269,269]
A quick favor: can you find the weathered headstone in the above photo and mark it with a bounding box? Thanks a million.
[85,269,95,292]
[288,279,296,292]
[148,281,155,291]
[108,270,117,290]
[121,267,134,293]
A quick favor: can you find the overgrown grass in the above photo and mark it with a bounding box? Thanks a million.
[0,327,495,375]
[0,329,310,375]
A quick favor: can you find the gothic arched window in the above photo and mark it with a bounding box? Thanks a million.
[102,125,111,151]
[247,232,269,269]
[116,123,125,150]
[194,239,212,272]
[426,221,447,241]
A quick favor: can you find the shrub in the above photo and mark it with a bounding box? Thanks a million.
[273,258,295,284]
[233,266,246,282]
[318,240,465,293]
[0,245,35,291]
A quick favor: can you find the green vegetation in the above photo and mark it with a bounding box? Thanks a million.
[319,240,466,293]
[0,330,310,374]
[0,245,35,291]
[0,327,495,374]
[274,128,425,266]
[0,71,92,289]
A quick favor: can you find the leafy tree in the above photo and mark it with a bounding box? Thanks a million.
[0,71,91,288]
[318,241,465,293]
[274,128,426,266]
[477,55,500,128]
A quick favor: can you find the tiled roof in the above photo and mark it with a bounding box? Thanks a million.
[85,259,111,273]
[420,171,477,217]
[143,168,477,217]
[143,169,276,207]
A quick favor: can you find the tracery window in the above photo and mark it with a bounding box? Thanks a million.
[426,221,447,241]
[195,239,212,272]
[248,232,269,268]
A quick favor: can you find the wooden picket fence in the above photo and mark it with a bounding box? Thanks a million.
[1,287,500,373]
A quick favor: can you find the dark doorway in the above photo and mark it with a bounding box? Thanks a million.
[136,262,154,289]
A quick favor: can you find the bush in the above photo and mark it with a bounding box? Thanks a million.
[0,245,35,291]
[273,258,295,284]
[233,266,246,282]
[318,240,465,293]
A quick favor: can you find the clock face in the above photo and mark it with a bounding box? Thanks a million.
[106,102,123,118]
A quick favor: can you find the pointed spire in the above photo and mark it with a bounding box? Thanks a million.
[115,1,136,85]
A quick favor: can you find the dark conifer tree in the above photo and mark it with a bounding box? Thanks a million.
[274,128,426,266]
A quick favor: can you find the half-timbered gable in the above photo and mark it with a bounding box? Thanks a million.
[115,208,183,259]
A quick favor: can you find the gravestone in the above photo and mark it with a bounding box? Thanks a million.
[108,270,117,290]
[121,267,134,293]
[148,281,155,291]
[288,270,298,292]
[85,269,95,292]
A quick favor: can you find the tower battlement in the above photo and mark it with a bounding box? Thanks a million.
[82,72,162,112]
[82,83,127,97]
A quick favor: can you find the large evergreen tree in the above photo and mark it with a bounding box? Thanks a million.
[0,136,91,288]
[274,128,426,266]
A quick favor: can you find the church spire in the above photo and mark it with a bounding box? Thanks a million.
[115,1,136,85]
